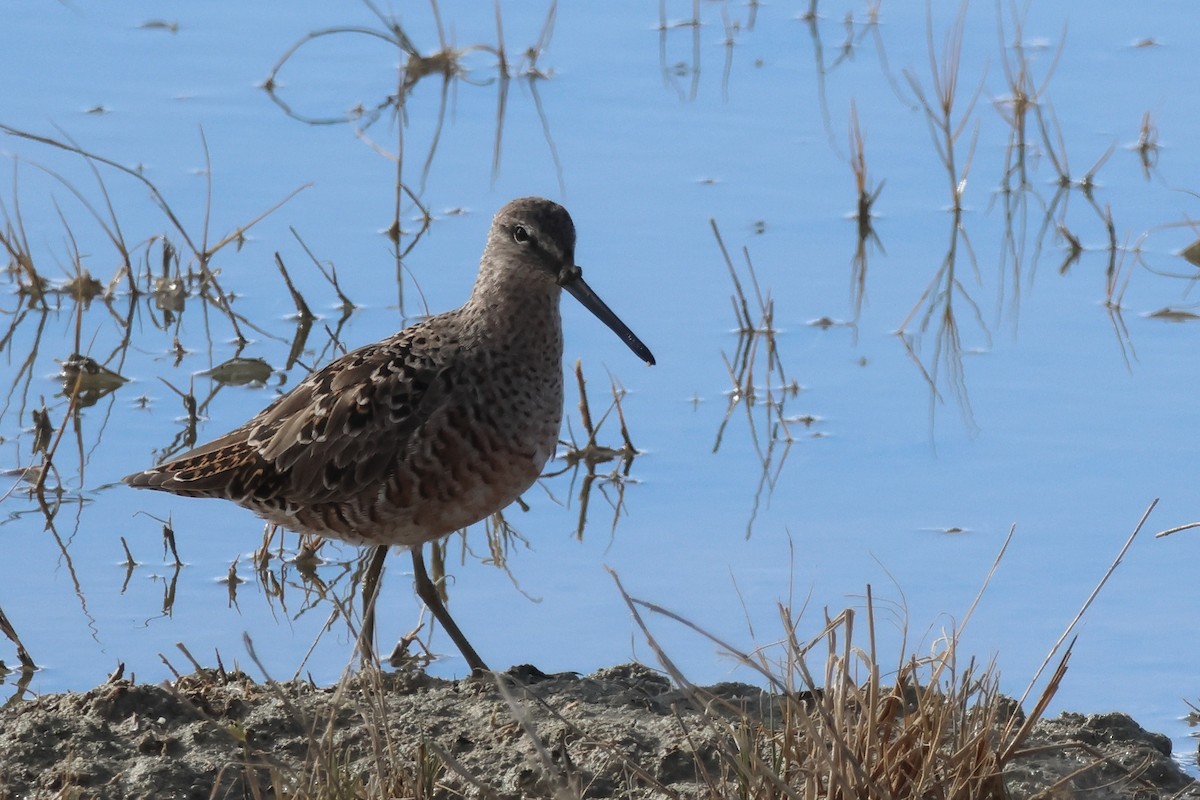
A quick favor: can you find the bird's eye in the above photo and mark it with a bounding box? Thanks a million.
[513,225,531,244]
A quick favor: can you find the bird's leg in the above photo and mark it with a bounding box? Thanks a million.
[360,545,388,665]
[411,544,489,676]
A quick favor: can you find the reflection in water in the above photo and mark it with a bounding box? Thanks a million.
[0,605,37,692]
[896,6,987,435]
[709,222,805,537]
[263,2,565,309]
[679,6,1073,441]
[549,361,644,542]
[152,563,182,620]
[894,205,984,437]
[985,1,1178,378]
[848,101,884,332]
[1133,112,1160,181]
[155,379,199,459]
[779,3,1173,433]
[656,3,702,103]
[1104,250,1137,370]
[0,493,97,677]
[992,6,1063,322]
[802,4,918,158]
[220,556,245,612]
[240,525,375,676]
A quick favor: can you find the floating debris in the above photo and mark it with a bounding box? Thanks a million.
[919,526,972,535]
[1145,307,1200,322]
[203,357,273,387]
[31,407,54,453]
[808,316,851,329]
[138,19,180,33]
[1179,239,1200,269]
[59,271,104,302]
[58,354,129,407]
[0,465,45,486]
[153,276,187,313]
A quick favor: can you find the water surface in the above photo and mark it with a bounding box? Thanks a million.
[1,0,1198,769]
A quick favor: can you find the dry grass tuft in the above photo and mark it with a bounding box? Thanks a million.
[615,574,1042,800]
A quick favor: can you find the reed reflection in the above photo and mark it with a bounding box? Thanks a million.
[708,221,809,538]
[263,2,566,308]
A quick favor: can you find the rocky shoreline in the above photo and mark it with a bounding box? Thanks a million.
[0,663,1196,799]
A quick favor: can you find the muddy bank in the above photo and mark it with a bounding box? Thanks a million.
[0,663,1195,799]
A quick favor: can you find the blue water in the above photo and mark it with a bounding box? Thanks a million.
[1,0,1198,770]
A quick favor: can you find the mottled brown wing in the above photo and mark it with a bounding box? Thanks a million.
[125,320,463,506]
[252,336,460,502]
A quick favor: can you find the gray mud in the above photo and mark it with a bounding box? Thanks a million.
[0,663,1195,799]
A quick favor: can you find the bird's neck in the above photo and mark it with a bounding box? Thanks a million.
[462,267,563,358]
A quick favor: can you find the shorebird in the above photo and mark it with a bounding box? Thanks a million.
[125,197,655,675]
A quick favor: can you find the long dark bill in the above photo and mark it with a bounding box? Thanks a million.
[562,270,656,366]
